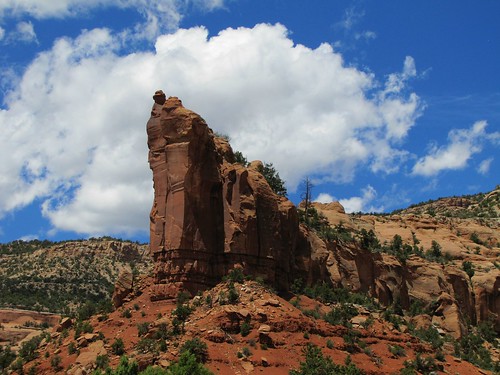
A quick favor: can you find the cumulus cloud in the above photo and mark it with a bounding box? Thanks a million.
[338,185,382,213]
[0,23,420,237]
[478,158,493,175]
[0,26,4,40]
[412,121,495,176]
[0,1,226,41]
[314,193,335,204]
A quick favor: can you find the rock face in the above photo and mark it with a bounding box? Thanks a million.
[147,93,300,298]
[146,92,498,337]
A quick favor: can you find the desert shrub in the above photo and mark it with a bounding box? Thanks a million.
[425,240,443,261]
[477,319,498,347]
[68,341,77,355]
[289,344,364,375]
[172,304,192,322]
[0,345,16,371]
[19,335,43,361]
[240,320,251,337]
[359,229,381,252]
[411,326,444,349]
[227,282,239,304]
[51,354,62,371]
[74,320,93,338]
[180,338,209,363]
[402,354,440,374]
[121,308,132,319]
[388,344,406,358]
[10,358,24,374]
[96,356,138,375]
[303,282,378,310]
[95,354,109,370]
[342,330,361,353]
[167,351,214,375]
[324,304,358,327]
[303,307,321,320]
[462,261,475,279]
[470,232,484,246]
[225,268,245,283]
[238,346,252,358]
[454,331,499,371]
[137,322,150,337]
[408,299,425,317]
[136,338,158,354]
[153,322,170,340]
[111,338,125,355]
[326,339,334,349]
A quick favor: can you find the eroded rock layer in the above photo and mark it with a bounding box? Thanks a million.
[147,94,301,298]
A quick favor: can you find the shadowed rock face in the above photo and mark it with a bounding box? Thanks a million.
[147,94,302,298]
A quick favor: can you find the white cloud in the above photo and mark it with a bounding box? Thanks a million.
[314,193,335,204]
[0,24,421,236]
[13,21,37,43]
[355,31,376,41]
[0,1,226,41]
[383,56,417,96]
[0,26,4,40]
[339,185,383,213]
[412,121,492,176]
[478,158,493,175]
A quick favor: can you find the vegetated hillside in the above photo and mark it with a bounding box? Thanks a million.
[391,185,500,219]
[7,273,499,375]
[0,238,153,314]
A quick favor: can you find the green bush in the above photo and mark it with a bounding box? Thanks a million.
[388,344,406,358]
[454,331,499,371]
[137,322,150,337]
[226,268,245,283]
[289,344,364,375]
[19,335,43,361]
[326,340,334,349]
[111,338,125,355]
[240,320,251,337]
[324,304,358,327]
[411,326,444,349]
[462,261,475,279]
[227,283,239,304]
[167,351,214,375]
[51,354,62,371]
[136,338,158,354]
[96,354,109,370]
[180,338,209,363]
[0,345,16,371]
[68,341,77,355]
[402,354,440,374]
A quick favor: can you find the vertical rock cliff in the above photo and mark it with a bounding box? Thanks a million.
[146,92,304,298]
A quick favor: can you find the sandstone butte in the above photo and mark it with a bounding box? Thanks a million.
[146,91,499,340]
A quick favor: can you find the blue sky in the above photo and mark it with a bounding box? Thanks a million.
[0,0,498,243]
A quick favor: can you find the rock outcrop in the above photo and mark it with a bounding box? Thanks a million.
[146,91,499,337]
[147,93,303,298]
